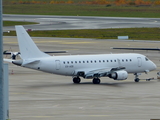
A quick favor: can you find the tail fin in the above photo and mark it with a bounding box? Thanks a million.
[15,25,50,59]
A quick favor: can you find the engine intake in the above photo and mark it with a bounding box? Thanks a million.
[109,70,128,80]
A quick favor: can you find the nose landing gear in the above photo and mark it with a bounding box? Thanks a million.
[134,73,141,82]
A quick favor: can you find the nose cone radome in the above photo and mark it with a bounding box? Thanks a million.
[150,61,157,71]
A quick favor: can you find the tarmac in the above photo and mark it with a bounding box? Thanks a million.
[3,14,160,31]
[3,36,160,120]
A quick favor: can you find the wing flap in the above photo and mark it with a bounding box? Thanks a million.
[85,68,111,78]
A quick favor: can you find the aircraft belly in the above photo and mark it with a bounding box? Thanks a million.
[53,67,74,76]
[126,65,144,73]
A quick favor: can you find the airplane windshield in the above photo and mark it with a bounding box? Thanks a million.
[145,57,149,61]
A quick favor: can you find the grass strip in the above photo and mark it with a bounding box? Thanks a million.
[3,4,160,18]
[3,21,38,26]
[3,28,160,40]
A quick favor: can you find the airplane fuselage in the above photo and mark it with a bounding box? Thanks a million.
[22,53,156,77]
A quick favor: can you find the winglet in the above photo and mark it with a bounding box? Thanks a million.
[15,25,50,59]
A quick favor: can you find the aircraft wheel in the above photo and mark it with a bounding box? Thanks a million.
[93,78,100,84]
[135,78,140,82]
[73,77,81,84]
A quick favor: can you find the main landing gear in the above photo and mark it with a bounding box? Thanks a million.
[73,77,101,84]
[73,77,81,84]
[92,78,101,84]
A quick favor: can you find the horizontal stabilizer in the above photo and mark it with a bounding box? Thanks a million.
[3,50,67,55]
[3,59,15,63]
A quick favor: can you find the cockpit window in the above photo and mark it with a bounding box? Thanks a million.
[145,57,149,61]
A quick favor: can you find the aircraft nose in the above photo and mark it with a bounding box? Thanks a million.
[151,62,157,70]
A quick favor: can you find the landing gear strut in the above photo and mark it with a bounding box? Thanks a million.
[92,78,101,84]
[73,77,81,84]
[134,73,141,82]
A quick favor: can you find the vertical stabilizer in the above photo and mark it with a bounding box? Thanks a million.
[15,25,50,59]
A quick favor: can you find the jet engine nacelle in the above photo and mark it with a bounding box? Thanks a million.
[109,70,128,80]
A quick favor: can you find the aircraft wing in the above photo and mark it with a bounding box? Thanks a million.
[112,47,160,51]
[76,67,126,79]
[3,51,20,55]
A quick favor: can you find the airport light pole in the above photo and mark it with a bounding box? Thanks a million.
[0,0,4,119]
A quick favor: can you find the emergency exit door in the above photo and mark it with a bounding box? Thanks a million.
[55,60,61,70]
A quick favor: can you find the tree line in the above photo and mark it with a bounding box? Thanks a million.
[10,0,160,6]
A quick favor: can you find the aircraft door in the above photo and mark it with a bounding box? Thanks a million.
[137,57,142,67]
[55,60,61,70]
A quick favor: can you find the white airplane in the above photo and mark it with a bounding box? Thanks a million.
[4,25,156,84]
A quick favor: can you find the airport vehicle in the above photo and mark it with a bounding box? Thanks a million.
[4,26,157,84]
